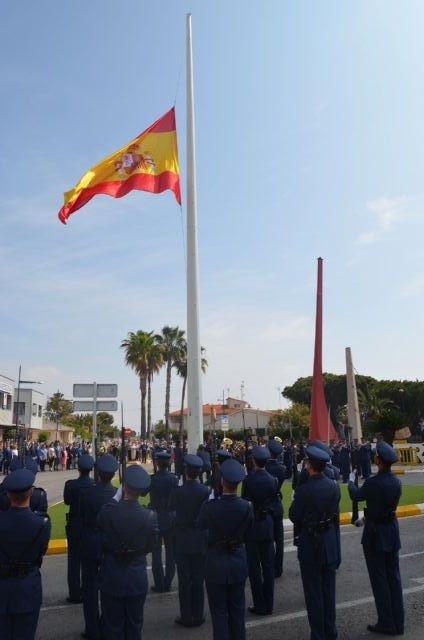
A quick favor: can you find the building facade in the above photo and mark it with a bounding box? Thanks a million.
[13,388,45,436]
[0,374,15,435]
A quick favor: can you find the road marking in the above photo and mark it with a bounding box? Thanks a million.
[400,551,424,559]
[245,584,424,629]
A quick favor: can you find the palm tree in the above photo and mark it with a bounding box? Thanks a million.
[174,341,208,442]
[121,331,156,438]
[146,340,163,438]
[155,326,186,432]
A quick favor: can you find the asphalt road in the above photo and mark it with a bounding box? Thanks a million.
[37,515,424,640]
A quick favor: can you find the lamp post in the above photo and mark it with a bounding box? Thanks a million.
[15,365,43,444]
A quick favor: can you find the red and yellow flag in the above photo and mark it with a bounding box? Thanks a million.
[58,108,181,224]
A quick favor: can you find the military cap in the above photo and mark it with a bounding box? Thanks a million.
[305,444,330,463]
[78,454,94,471]
[9,458,23,472]
[310,440,332,456]
[156,450,171,460]
[252,445,271,461]
[125,464,151,492]
[268,440,283,456]
[183,454,204,469]
[3,468,35,492]
[216,448,232,461]
[220,459,246,483]
[24,457,39,475]
[376,441,398,465]
[97,454,118,474]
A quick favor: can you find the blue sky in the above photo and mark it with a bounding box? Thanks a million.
[1,1,424,431]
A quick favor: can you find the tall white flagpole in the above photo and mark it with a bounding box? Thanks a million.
[186,13,203,452]
[345,347,363,442]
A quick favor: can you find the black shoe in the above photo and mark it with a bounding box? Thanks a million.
[367,624,397,636]
[191,618,205,627]
[174,617,193,627]
[248,607,272,616]
[66,597,81,604]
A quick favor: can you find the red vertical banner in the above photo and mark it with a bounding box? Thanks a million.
[309,258,337,442]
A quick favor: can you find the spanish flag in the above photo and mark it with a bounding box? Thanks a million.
[58,108,181,224]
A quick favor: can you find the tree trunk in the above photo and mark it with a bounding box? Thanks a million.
[147,375,152,439]
[179,375,187,443]
[140,374,147,439]
[165,359,172,433]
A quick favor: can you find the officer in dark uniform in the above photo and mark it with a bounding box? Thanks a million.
[168,453,209,627]
[210,448,232,499]
[348,440,404,636]
[149,449,178,592]
[198,459,253,640]
[79,454,118,640]
[0,456,47,513]
[265,439,286,578]
[63,454,95,604]
[97,464,158,640]
[0,468,51,640]
[242,445,277,616]
[289,444,341,640]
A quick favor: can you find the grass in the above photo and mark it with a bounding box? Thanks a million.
[48,479,424,540]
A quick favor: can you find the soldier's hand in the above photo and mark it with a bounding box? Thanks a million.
[349,472,356,483]
[113,486,123,502]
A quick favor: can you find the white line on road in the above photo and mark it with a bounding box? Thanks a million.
[41,589,179,612]
[399,551,424,559]
[246,584,424,629]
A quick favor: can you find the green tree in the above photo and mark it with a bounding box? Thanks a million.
[155,326,186,432]
[62,413,92,440]
[37,431,48,443]
[174,341,208,442]
[121,330,157,438]
[44,391,73,426]
[268,403,310,441]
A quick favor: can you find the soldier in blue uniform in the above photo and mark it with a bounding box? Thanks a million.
[0,457,47,513]
[0,468,51,640]
[348,440,404,636]
[198,459,253,640]
[265,439,286,578]
[79,454,118,640]
[149,449,178,593]
[242,445,277,616]
[97,464,158,640]
[289,444,341,640]
[168,453,209,627]
[63,454,95,604]
[210,448,232,499]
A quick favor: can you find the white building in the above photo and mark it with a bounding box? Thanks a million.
[168,398,272,434]
[0,374,15,435]
[14,387,45,436]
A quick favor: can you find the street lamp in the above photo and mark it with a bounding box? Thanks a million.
[15,365,43,443]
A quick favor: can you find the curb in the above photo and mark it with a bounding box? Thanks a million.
[46,503,424,556]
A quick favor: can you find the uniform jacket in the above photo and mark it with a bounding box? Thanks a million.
[63,475,95,537]
[149,469,178,532]
[289,473,341,566]
[97,499,158,597]
[0,507,51,614]
[168,479,209,554]
[80,481,116,561]
[265,459,286,517]
[348,469,402,552]
[198,494,253,584]
[242,468,278,542]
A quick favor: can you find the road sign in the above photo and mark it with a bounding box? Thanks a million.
[73,384,118,398]
[73,400,118,412]
[220,415,229,431]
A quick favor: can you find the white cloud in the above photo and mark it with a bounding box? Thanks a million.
[400,274,424,298]
[357,195,415,245]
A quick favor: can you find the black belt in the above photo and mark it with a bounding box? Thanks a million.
[0,562,37,578]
